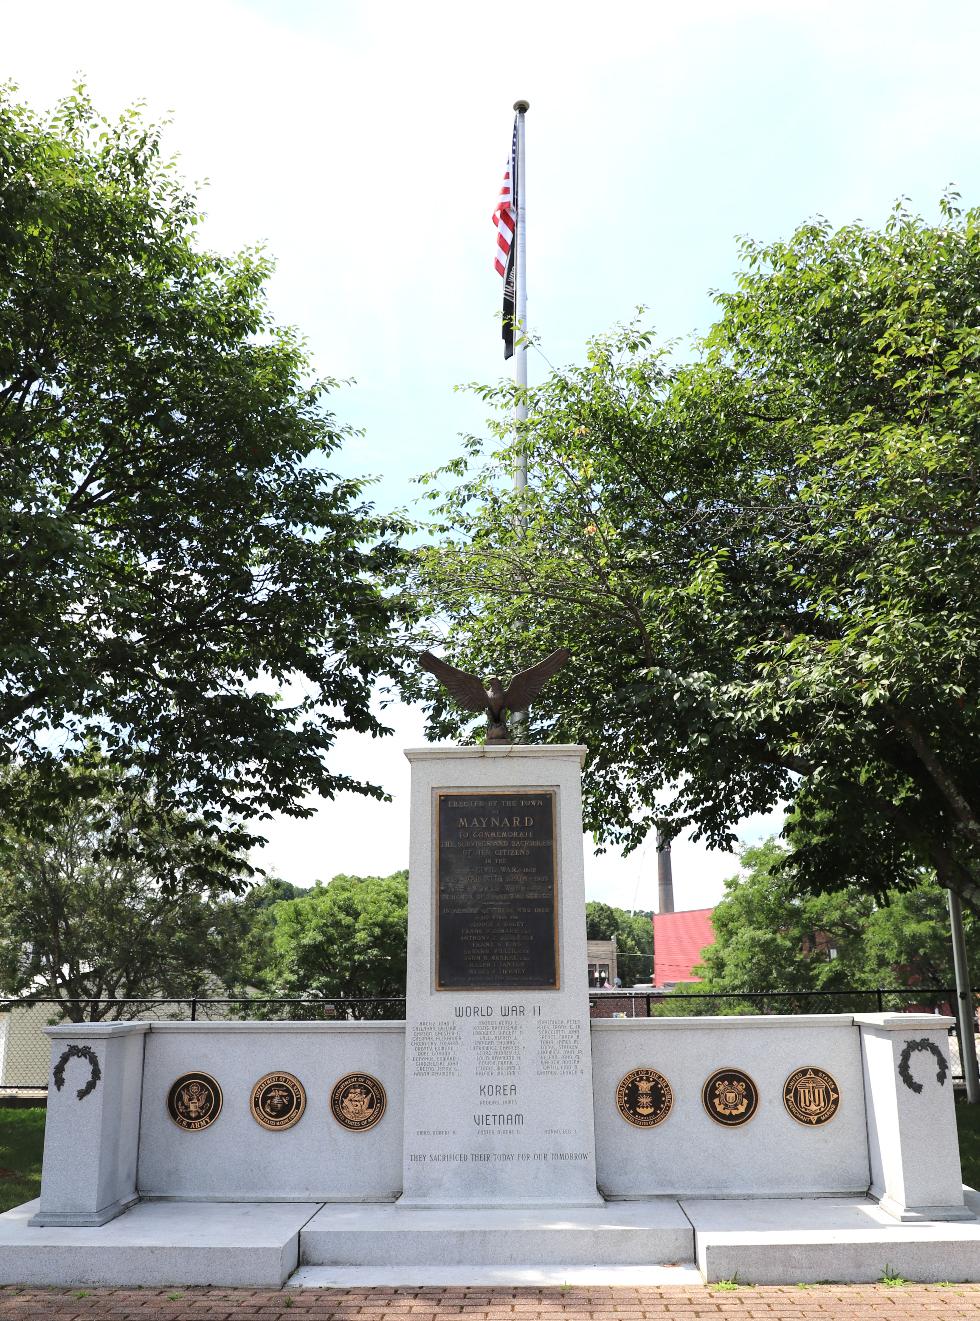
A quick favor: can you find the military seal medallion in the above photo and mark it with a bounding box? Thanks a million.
[702,1068,758,1127]
[783,1066,840,1126]
[615,1067,673,1128]
[330,1072,386,1131]
[167,1071,222,1131]
[250,1071,306,1130]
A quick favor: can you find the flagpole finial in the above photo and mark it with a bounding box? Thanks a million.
[513,99,530,113]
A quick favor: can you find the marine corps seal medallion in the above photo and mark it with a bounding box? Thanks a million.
[783,1066,840,1126]
[702,1068,758,1127]
[250,1071,306,1130]
[330,1072,386,1131]
[167,1071,222,1131]
[616,1068,673,1128]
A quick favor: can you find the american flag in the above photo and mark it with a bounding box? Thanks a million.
[493,116,519,359]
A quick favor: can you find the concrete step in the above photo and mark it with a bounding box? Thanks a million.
[0,1198,320,1287]
[682,1196,980,1284]
[289,1264,704,1287]
[299,1201,695,1267]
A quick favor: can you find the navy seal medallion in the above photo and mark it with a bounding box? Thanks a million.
[330,1072,386,1131]
[251,1071,306,1130]
[168,1071,222,1131]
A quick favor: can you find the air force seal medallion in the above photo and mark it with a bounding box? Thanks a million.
[251,1072,306,1130]
[702,1068,758,1126]
[167,1071,222,1131]
[783,1066,840,1125]
[330,1072,386,1131]
[616,1068,673,1127]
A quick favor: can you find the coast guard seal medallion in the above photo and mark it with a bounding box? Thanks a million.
[702,1068,758,1127]
[616,1068,673,1128]
[167,1071,222,1131]
[783,1066,840,1126]
[250,1071,306,1130]
[330,1072,386,1131]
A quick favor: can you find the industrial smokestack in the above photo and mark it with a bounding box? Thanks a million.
[656,829,674,914]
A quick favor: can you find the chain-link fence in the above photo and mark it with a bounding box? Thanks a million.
[0,988,973,1093]
[0,996,407,1092]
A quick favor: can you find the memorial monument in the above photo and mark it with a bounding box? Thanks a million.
[0,649,978,1285]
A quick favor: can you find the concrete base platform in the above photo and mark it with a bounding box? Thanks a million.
[683,1195,980,1284]
[0,1199,319,1286]
[0,1194,978,1287]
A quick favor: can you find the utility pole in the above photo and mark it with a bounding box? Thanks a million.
[948,889,979,1103]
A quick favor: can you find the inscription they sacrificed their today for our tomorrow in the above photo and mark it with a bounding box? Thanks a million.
[437,791,558,990]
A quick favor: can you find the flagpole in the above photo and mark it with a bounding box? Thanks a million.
[513,99,529,492]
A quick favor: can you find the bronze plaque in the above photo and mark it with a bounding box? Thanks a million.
[330,1072,387,1131]
[250,1071,306,1130]
[616,1067,673,1128]
[702,1068,759,1127]
[436,790,558,990]
[783,1066,840,1126]
[167,1071,222,1131]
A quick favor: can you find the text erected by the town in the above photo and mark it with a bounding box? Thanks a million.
[436,791,558,990]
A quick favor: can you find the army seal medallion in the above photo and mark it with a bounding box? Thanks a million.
[330,1072,386,1132]
[250,1071,306,1130]
[783,1066,840,1126]
[616,1067,673,1128]
[167,1071,222,1131]
[702,1068,758,1127]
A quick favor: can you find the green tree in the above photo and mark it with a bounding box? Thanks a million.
[0,767,249,1021]
[585,901,653,983]
[233,876,310,990]
[659,838,980,1016]
[0,85,407,870]
[267,871,408,1003]
[411,197,980,913]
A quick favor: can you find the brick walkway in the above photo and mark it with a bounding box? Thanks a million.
[1,1286,979,1320]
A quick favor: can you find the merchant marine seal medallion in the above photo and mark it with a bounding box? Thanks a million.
[167,1071,223,1131]
[250,1071,306,1130]
[615,1067,673,1128]
[702,1067,758,1127]
[330,1072,387,1131]
[782,1066,840,1126]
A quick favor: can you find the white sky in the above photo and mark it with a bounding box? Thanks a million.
[7,1,980,914]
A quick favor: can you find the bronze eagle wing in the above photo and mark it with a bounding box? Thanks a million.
[502,648,571,711]
[418,651,491,713]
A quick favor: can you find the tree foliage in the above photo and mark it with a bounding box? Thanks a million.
[411,197,980,912]
[266,871,408,1002]
[0,766,248,1021]
[0,84,407,868]
[585,901,653,982]
[659,837,979,1015]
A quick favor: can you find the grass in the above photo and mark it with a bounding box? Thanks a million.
[0,1109,45,1213]
[0,1094,976,1218]
[878,1266,909,1286]
[955,1095,980,1189]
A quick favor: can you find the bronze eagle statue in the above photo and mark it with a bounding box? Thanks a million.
[419,648,571,744]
